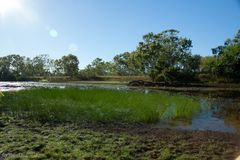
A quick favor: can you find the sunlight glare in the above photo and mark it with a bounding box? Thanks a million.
[0,0,22,17]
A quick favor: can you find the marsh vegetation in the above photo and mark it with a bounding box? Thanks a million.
[1,85,240,159]
[0,1,239,159]
[0,88,200,123]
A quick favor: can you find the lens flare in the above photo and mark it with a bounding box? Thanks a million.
[49,29,58,38]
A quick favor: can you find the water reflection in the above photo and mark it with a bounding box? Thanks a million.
[174,108,236,133]
[156,98,240,133]
[0,81,129,91]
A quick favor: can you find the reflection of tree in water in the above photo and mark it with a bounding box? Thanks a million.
[215,98,240,132]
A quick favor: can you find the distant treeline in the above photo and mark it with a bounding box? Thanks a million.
[0,29,239,83]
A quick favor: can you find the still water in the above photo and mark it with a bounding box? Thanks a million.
[1,81,240,134]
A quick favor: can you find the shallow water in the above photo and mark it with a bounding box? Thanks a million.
[0,81,128,91]
[155,99,239,133]
[1,81,240,134]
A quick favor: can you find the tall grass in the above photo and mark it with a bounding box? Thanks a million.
[0,88,200,123]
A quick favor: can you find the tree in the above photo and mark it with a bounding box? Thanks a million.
[32,54,52,77]
[136,29,198,82]
[200,56,217,74]
[90,58,108,76]
[0,56,13,81]
[53,59,64,76]
[114,52,132,76]
[211,29,240,79]
[180,54,201,73]
[24,57,34,77]
[0,55,26,80]
[80,58,116,77]
[61,54,79,77]
[113,52,142,76]
[9,54,26,79]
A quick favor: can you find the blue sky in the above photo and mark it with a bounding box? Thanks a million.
[0,0,240,68]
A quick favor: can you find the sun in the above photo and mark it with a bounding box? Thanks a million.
[0,0,22,17]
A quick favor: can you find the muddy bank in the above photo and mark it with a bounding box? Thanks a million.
[128,80,240,94]
[1,116,240,160]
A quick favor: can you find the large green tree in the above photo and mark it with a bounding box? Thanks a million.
[113,52,142,76]
[61,54,79,77]
[0,55,26,80]
[53,59,64,76]
[32,54,52,77]
[136,29,199,82]
[211,29,240,79]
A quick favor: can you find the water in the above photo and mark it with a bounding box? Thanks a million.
[156,100,238,133]
[0,81,129,91]
[176,110,236,133]
[1,81,240,134]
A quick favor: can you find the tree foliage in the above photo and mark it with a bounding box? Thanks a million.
[0,29,239,83]
[80,58,115,77]
[0,54,79,80]
[211,30,240,79]
[0,55,26,80]
[113,52,142,76]
[136,29,199,82]
[61,54,79,77]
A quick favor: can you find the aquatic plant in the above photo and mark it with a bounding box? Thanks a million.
[0,88,200,123]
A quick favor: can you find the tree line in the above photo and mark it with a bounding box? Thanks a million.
[0,29,239,83]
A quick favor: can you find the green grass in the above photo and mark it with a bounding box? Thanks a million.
[0,88,200,123]
[0,90,239,159]
[0,116,238,160]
